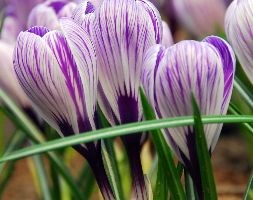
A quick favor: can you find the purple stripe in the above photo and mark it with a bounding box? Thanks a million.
[27,26,50,37]
[48,0,67,14]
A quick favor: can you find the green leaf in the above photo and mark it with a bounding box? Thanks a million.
[244,173,253,200]
[32,153,52,200]
[0,131,26,173]
[184,169,197,200]
[0,131,26,197]
[154,159,169,200]
[77,163,95,199]
[1,114,253,164]
[98,107,125,200]
[234,77,253,109]
[229,104,253,136]
[49,162,61,200]
[0,159,15,197]
[140,88,185,200]
[192,95,217,200]
[0,112,7,154]
[101,140,125,200]
[0,89,83,200]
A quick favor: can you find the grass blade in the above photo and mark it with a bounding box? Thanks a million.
[140,89,185,200]
[98,107,125,200]
[0,89,83,199]
[229,104,253,135]
[192,95,217,200]
[77,163,95,199]
[1,115,253,164]
[234,77,253,109]
[101,140,124,200]
[185,169,196,200]
[0,160,15,197]
[154,159,169,200]
[32,153,52,200]
[0,131,26,172]
[244,173,253,200]
[0,112,6,154]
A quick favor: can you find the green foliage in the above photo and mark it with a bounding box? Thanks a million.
[192,95,217,200]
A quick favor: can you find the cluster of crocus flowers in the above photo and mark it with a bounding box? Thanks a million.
[142,35,235,198]
[225,0,253,84]
[11,0,237,199]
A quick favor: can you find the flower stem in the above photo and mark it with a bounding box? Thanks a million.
[77,143,115,200]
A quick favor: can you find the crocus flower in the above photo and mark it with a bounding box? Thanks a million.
[0,41,30,108]
[71,0,96,35]
[88,0,162,198]
[142,36,235,198]
[225,0,253,83]
[172,0,226,37]
[28,0,77,30]
[13,19,114,199]
[1,0,45,43]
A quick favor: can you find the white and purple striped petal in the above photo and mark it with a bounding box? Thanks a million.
[71,0,96,35]
[203,36,235,113]
[27,0,77,30]
[14,23,97,139]
[93,0,162,125]
[225,0,253,84]
[136,0,163,43]
[142,36,235,163]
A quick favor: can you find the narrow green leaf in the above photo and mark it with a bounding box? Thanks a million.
[59,175,71,200]
[50,162,61,200]
[98,107,125,200]
[185,169,196,200]
[234,77,253,109]
[77,163,95,199]
[176,162,184,178]
[169,162,184,200]
[192,95,217,200]
[0,112,6,154]
[229,104,253,135]
[0,89,83,199]
[243,173,253,200]
[32,153,52,200]
[0,131,26,198]
[101,140,125,200]
[154,159,169,200]
[140,89,185,200]
[1,114,253,164]
[0,131,26,173]
[0,160,15,197]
